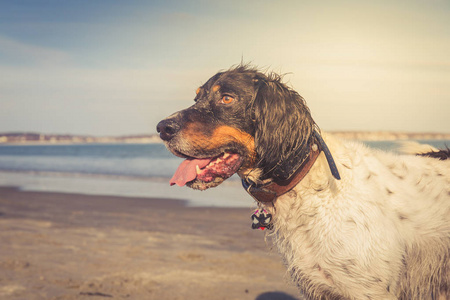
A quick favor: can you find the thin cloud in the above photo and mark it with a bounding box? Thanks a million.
[0,36,71,66]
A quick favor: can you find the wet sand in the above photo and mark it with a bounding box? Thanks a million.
[0,187,300,299]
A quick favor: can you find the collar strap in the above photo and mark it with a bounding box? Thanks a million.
[242,131,340,203]
[242,147,320,203]
[313,131,341,180]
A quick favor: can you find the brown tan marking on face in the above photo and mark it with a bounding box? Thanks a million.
[212,85,221,92]
[196,87,201,95]
[181,124,256,167]
[213,125,255,160]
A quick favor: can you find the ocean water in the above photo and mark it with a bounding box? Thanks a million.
[0,140,447,207]
[0,143,251,207]
[0,143,178,178]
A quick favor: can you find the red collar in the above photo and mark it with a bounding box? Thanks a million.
[242,147,320,203]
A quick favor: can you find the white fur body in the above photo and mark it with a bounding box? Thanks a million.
[261,134,450,299]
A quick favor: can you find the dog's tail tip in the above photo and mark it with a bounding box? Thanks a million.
[397,141,439,155]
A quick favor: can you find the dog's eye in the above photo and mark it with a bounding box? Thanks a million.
[220,95,235,104]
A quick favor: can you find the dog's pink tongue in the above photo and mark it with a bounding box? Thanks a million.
[170,158,212,186]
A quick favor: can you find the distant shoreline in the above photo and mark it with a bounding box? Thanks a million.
[0,133,162,145]
[0,131,449,145]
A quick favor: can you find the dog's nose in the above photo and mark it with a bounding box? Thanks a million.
[156,118,180,141]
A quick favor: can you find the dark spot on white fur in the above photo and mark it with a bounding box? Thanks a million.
[398,213,408,221]
[366,171,377,180]
[363,221,370,231]
[346,218,357,225]
[342,163,351,169]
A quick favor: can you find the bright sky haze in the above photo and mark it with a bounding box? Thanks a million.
[1,0,449,136]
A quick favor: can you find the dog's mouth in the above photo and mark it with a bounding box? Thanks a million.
[170,152,244,190]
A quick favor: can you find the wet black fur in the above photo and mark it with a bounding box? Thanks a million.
[251,71,317,180]
[417,147,450,160]
[157,65,317,182]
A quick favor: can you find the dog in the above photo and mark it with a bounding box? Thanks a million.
[157,65,450,300]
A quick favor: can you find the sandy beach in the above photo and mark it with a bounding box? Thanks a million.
[0,187,300,300]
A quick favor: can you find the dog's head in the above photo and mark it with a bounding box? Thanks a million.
[157,65,317,190]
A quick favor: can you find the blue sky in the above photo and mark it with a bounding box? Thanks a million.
[0,0,449,136]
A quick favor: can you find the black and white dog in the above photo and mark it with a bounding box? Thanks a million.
[157,65,450,300]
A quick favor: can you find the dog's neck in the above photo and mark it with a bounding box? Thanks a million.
[241,131,340,203]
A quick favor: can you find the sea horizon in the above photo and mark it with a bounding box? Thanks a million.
[1,131,450,145]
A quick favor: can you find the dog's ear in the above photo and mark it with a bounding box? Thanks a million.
[252,76,316,181]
